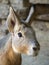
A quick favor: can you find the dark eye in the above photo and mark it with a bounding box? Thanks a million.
[18,32,22,37]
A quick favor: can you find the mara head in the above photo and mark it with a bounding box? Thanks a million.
[6,7,40,56]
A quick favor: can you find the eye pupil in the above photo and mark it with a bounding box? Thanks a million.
[18,32,22,37]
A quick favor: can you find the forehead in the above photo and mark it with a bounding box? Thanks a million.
[19,23,33,32]
[14,22,32,31]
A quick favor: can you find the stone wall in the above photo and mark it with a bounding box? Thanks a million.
[0,0,49,24]
[0,0,30,25]
[0,0,49,20]
[30,0,49,4]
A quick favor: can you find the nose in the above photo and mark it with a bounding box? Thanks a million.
[33,42,40,51]
[33,47,37,51]
[33,46,40,51]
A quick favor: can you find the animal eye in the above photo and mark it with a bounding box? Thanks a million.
[18,32,22,37]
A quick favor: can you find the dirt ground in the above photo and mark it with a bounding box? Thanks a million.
[0,21,49,65]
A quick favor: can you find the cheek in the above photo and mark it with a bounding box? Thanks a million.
[12,42,28,54]
[16,45,29,54]
[12,34,19,43]
[12,39,30,54]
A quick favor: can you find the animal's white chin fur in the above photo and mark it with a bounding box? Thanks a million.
[12,43,39,56]
[12,43,19,53]
[27,49,38,56]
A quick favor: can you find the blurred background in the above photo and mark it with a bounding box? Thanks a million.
[0,0,49,65]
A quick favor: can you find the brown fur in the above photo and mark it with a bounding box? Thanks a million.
[0,38,21,65]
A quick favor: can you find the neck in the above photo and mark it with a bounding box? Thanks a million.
[0,37,21,65]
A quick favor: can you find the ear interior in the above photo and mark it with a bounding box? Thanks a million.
[6,7,21,33]
[11,20,15,28]
[7,19,15,33]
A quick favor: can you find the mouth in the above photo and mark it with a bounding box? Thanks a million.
[33,48,40,57]
[33,47,40,57]
[26,52,39,57]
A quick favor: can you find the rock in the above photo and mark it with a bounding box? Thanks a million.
[0,0,9,4]
[11,3,29,20]
[31,21,49,31]
[30,0,49,4]
[0,4,9,19]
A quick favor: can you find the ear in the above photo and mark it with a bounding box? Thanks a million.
[21,6,34,23]
[6,7,21,33]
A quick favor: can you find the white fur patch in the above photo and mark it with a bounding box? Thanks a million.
[12,43,19,53]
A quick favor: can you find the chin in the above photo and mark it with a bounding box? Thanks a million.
[26,51,39,57]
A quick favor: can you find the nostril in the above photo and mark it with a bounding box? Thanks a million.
[33,47,37,51]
